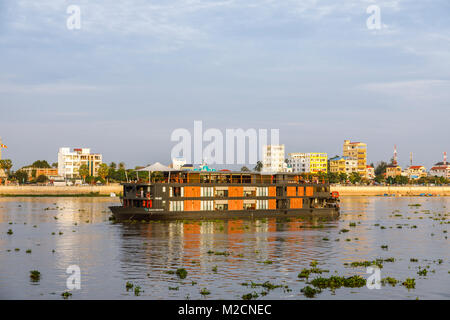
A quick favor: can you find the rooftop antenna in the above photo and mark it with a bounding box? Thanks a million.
[393,145,398,166]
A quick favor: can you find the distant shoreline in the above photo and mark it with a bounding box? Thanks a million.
[331,185,450,196]
[0,185,449,197]
[0,185,122,197]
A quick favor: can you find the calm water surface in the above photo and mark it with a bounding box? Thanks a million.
[0,196,448,300]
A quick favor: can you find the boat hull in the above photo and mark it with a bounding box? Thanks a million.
[109,206,340,221]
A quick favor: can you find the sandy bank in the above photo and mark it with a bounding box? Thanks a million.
[331,185,450,196]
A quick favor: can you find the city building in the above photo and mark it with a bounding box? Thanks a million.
[287,153,308,172]
[57,148,103,179]
[429,166,450,179]
[404,165,427,180]
[262,145,285,172]
[343,140,367,176]
[329,156,357,175]
[385,145,402,179]
[366,165,375,179]
[181,164,194,171]
[385,164,402,178]
[171,157,186,170]
[20,167,59,180]
[429,152,449,178]
[288,153,328,173]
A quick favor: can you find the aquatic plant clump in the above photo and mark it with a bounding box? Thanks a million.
[301,286,321,298]
[347,258,395,269]
[125,281,133,290]
[242,281,283,291]
[30,270,41,282]
[402,278,416,289]
[242,292,259,300]
[381,277,399,286]
[134,286,142,296]
[298,267,329,279]
[176,268,188,279]
[309,275,366,290]
[200,288,211,296]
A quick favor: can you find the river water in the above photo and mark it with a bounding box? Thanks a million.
[0,196,448,300]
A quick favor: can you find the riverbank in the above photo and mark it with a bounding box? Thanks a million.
[0,184,449,197]
[331,185,450,196]
[0,185,122,196]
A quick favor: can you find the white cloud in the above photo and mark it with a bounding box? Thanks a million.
[0,82,105,94]
[359,79,450,102]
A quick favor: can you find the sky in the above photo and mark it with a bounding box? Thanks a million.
[0,0,449,170]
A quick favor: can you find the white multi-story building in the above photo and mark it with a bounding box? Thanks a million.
[288,153,328,173]
[262,145,285,172]
[58,147,103,179]
[287,153,309,173]
[171,157,186,170]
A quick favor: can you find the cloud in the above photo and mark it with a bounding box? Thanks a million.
[359,80,450,104]
[0,82,105,94]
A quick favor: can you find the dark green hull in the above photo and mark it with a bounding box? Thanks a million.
[109,206,340,221]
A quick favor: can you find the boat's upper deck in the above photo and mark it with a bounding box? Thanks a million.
[128,170,328,185]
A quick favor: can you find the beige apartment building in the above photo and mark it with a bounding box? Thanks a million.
[343,140,367,176]
[262,145,286,172]
[329,156,358,175]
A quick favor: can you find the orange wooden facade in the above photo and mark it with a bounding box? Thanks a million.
[290,198,303,209]
[286,186,296,197]
[268,187,276,197]
[184,200,201,211]
[228,199,244,210]
[305,186,314,196]
[228,186,243,197]
[184,186,201,197]
[268,199,276,209]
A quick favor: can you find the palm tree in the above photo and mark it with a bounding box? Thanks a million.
[0,159,13,183]
[254,161,263,172]
[79,164,89,183]
[98,163,109,184]
[118,162,126,170]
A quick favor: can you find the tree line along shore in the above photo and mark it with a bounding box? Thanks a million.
[0,185,449,197]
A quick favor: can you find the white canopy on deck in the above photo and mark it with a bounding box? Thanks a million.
[135,162,178,183]
[135,162,177,172]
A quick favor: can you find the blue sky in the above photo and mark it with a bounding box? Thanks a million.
[0,0,449,169]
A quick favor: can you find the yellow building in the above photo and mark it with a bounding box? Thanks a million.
[366,165,375,179]
[309,153,328,173]
[288,152,327,173]
[385,165,402,178]
[343,140,367,176]
[404,166,427,180]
